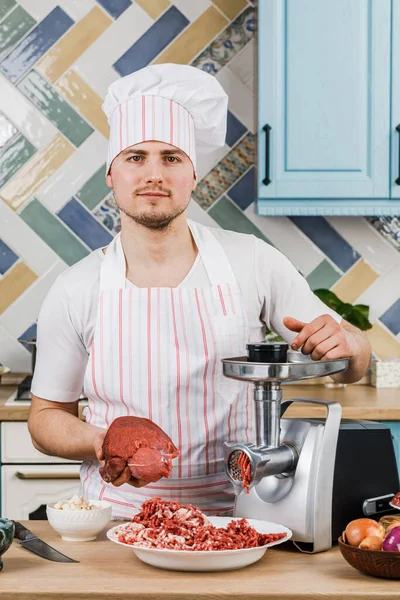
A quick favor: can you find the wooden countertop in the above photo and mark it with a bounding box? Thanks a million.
[0,520,398,599]
[0,382,399,421]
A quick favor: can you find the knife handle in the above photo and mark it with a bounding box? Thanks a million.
[12,521,36,541]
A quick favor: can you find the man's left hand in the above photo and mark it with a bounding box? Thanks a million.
[283,314,355,360]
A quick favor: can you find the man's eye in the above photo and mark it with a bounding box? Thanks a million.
[165,156,179,163]
[129,155,142,162]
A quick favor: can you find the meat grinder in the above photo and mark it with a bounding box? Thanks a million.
[222,342,348,554]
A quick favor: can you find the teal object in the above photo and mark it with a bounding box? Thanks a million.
[0,519,15,572]
[381,421,400,479]
[257,0,400,216]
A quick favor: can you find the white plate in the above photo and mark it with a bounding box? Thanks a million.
[106,517,292,571]
[390,501,400,511]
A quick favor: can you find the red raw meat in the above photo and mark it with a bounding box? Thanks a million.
[99,416,179,485]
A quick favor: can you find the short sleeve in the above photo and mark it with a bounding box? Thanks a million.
[31,275,90,402]
[255,238,341,344]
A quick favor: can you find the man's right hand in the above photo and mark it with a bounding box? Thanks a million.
[93,429,147,488]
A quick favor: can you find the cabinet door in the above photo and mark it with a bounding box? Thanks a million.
[258,0,391,207]
[391,0,400,199]
[1,464,80,519]
[1,422,79,464]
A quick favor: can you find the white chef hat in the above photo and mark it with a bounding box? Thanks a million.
[102,63,228,175]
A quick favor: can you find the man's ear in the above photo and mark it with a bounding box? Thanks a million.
[106,168,112,189]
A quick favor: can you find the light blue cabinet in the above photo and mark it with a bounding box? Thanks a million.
[257,0,400,216]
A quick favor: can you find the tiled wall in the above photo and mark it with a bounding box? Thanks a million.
[0,0,400,372]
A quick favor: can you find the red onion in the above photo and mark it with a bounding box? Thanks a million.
[382,526,400,552]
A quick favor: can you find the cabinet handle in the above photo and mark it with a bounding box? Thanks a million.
[396,125,400,185]
[262,124,271,185]
[15,472,80,480]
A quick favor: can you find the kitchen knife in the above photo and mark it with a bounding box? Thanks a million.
[13,521,79,563]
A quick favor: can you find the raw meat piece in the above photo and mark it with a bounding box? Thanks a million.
[99,416,179,485]
[115,497,288,550]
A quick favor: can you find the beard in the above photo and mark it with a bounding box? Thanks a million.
[118,195,190,231]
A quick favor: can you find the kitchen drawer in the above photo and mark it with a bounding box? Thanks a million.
[1,422,79,464]
[1,464,81,519]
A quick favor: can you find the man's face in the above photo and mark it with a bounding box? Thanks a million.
[106,141,197,230]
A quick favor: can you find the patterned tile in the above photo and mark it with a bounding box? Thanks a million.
[0,199,62,274]
[0,112,17,148]
[331,259,380,304]
[0,133,36,187]
[227,38,255,90]
[368,217,400,253]
[327,216,400,275]
[306,259,342,291]
[113,6,189,75]
[135,0,170,20]
[18,322,37,350]
[226,166,254,209]
[0,261,37,315]
[225,110,247,147]
[1,260,66,337]
[380,299,400,336]
[192,132,255,209]
[76,164,110,210]
[58,197,113,250]
[0,322,31,372]
[0,7,74,83]
[191,5,255,74]
[217,64,255,132]
[357,264,400,324]
[0,134,74,211]
[56,69,109,138]
[0,0,16,22]
[209,195,269,243]
[35,132,107,212]
[95,0,131,19]
[290,217,361,273]
[0,239,18,275]
[20,199,89,266]
[35,5,112,83]
[212,0,248,20]
[366,322,400,360]
[243,207,324,277]
[94,193,120,234]
[170,0,210,22]
[153,6,227,65]
[72,3,151,97]
[0,5,36,56]
[18,70,94,147]
[0,72,57,148]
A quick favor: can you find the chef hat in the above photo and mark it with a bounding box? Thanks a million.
[102,63,228,174]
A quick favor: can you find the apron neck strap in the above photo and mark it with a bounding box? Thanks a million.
[100,220,238,291]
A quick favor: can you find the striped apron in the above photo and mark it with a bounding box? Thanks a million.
[80,219,255,519]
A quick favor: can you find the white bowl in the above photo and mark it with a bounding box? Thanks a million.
[46,500,112,541]
[107,517,292,571]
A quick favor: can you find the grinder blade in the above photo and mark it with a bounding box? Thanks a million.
[228,449,253,491]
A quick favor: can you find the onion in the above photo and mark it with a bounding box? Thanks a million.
[345,518,385,547]
[386,521,400,534]
[382,526,400,552]
[359,536,382,551]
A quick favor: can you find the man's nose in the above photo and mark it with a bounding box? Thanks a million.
[144,164,163,184]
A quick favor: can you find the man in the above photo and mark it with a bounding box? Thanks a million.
[28,64,371,518]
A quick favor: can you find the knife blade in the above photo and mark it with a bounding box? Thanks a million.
[13,521,79,563]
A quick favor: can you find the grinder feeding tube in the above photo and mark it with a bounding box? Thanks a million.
[223,343,349,553]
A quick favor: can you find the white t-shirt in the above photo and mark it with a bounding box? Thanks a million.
[31,225,340,402]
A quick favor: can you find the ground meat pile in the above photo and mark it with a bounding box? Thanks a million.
[392,492,400,507]
[114,497,287,551]
[237,451,252,493]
